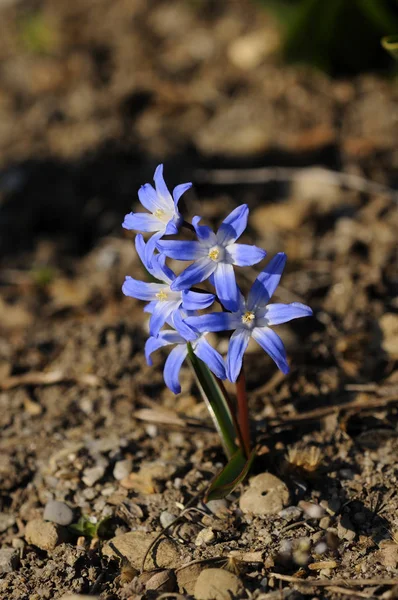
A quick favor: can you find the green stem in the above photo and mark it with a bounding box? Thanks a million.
[187,343,238,459]
[236,364,251,458]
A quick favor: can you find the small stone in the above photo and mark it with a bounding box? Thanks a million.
[240,473,290,515]
[60,596,100,600]
[25,518,67,551]
[319,516,331,530]
[176,562,204,595]
[377,541,398,568]
[195,528,215,546]
[145,569,176,593]
[299,501,325,519]
[82,465,105,487]
[0,548,19,573]
[43,501,74,526]
[308,560,337,570]
[160,511,177,529]
[11,538,24,550]
[194,568,243,600]
[337,515,356,541]
[314,541,328,555]
[380,313,398,358]
[0,513,16,533]
[102,531,180,570]
[113,459,132,481]
[278,506,302,522]
[205,499,229,516]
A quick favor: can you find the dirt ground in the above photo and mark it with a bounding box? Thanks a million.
[0,1,397,599]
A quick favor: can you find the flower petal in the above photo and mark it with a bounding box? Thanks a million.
[122,212,163,232]
[152,252,175,284]
[217,204,248,245]
[164,212,182,235]
[157,240,205,261]
[149,300,180,337]
[226,328,251,383]
[173,182,192,206]
[247,252,287,310]
[122,276,165,301]
[171,258,216,291]
[138,183,162,212]
[192,216,217,245]
[214,262,239,312]
[153,164,173,207]
[145,334,170,366]
[185,311,241,333]
[195,338,226,380]
[182,289,215,311]
[171,309,198,341]
[252,326,289,374]
[226,243,266,267]
[143,300,157,313]
[164,344,188,394]
[262,302,313,326]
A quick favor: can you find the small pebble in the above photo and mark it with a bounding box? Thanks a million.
[319,516,331,529]
[43,500,74,526]
[113,459,132,481]
[103,531,180,570]
[337,515,356,541]
[0,548,19,574]
[25,519,67,551]
[299,501,325,519]
[314,541,328,555]
[82,465,105,487]
[240,473,290,516]
[0,513,16,533]
[145,569,176,593]
[194,568,243,600]
[160,511,177,529]
[278,506,302,522]
[195,528,215,546]
[309,560,337,570]
[205,499,228,516]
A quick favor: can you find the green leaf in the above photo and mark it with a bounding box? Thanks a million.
[69,516,113,539]
[205,446,257,502]
[382,35,398,60]
[188,344,239,459]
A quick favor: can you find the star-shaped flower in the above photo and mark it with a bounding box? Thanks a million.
[157,204,266,312]
[123,164,191,255]
[185,253,312,382]
[122,234,214,337]
[145,312,226,394]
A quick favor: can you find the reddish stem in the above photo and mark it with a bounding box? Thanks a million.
[236,364,251,458]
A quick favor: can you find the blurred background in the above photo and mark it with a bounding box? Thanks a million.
[0,0,397,383]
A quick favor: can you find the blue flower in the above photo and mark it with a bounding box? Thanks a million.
[185,253,312,383]
[145,312,226,394]
[122,234,214,337]
[157,204,266,312]
[122,164,191,248]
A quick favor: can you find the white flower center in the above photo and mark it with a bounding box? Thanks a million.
[156,290,168,301]
[208,245,224,262]
[241,311,255,328]
[153,208,172,223]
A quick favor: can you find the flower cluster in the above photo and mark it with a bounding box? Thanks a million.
[123,165,312,393]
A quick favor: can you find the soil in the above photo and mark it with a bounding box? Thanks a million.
[0,1,397,599]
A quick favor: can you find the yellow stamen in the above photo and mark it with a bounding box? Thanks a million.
[154,208,165,219]
[242,311,255,325]
[156,290,168,301]
[208,248,220,261]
